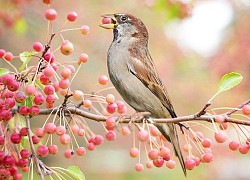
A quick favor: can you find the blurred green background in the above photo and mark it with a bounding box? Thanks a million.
[0,0,250,179]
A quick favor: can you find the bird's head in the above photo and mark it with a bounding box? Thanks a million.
[100,13,148,43]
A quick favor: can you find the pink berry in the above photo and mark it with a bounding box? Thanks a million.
[76,147,86,156]
[64,149,74,159]
[44,123,56,134]
[37,145,49,157]
[20,149,30,159]
[229,140,240,151]
[150,126,161,136]
[83,99,92,108]
[78,53,88,64]
[30,105,40,116]
[5,98,15,109]
[71,124,79,134]
[46,95,56,104]
[25,84,36,96]
[53,81,60,92]
[43,66,54,77]
[159,146,170,158]
[153,157,164,167]
[59,79,70,89]
[55,126,66,136]
[106,103,118,114]
[214,131,227,143]
[106,117,116,127]
[219,122,228,130]
[19,106,30,116]
[45,8,57,21]
[121,126,131,136]
[33,42,44,52]
[60,40,74,55]
[137,130,149,142]
[193,156,201,166]
[7,81,19,92]
[166,160,176,169]
[17,158,28,168]
[67,12,77,22]
[106,94,115,104]
[202,153,213,163]
[135,163,144,172]
[3,155,15,168]
[34,94,45,105]
[43,53,55,63]
[94,135,104,145]
[0,49,6,58]
[148,149,159,160]
[40,74,52,85]
[129,147,139,158]
[48,145,58,154]
[193,131,204,141]
[44,85,55,95]
[10,132,22,144]
[185,159,196,170]
[202,138,212,148]
[98,75,108,85]
[0,136,5,145]
[77,129,85,136]
[80,25,90,35]
[87,142,96,151]
[60,134,71,145]
[4,52,13,61]
[239,144,249,154]
[242,105,250,115]
[105,130,116,141]
[14,92,26,103]
[102,17,112,24]
[215,115,225,123]
[35,128,45,138]
[67,65,75,74]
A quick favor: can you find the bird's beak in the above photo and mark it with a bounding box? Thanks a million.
[99,14,117,29]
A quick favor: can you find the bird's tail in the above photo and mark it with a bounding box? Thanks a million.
[156,123,187,176]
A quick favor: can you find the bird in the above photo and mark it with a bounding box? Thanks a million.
[100,13,186,176]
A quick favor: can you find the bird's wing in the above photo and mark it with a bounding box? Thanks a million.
[127,47,177,118]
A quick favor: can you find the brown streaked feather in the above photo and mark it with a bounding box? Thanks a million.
[127,46,177,118]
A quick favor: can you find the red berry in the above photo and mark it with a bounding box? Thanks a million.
[46,95,56,104]
[229,140,240,151]
[10,132,22,144]
[76,147,86,156]
[202,153,213,163]
[43,53,55,63]
[35,128,45,138]
[185,159,196,170]
[0,49,6,58]
[20,149,30,159]
[37,145,49,157]
[19,106,30,116]
[17,158,28,168]
[40,74,52,85]
[48,145,58,154]
[34,94,45,105]
[78,53,88,64]
[30,105,40,116]
[3,155,15,168]
[4,98,15,109]
[153,157,164,167]
[98,75,108,85]
[45,8,57,21]
[87,142,95,151]
[32,135,40,144]
[14,92,26,103]
[94,135,104,145]
[60,134,71,145]
[33,42,44,52]
[148,149,159,160]
[106,103,118,114]
[0,136,5,145]
[239,144,249,154]
[64,149,74,159]
[105,130,116,141]
[67,12,77,22]
[20,127,28,136]
[102,17,112,24]
[4,52,13,61]
[44,85,55,95]
[44,123,56,134]
[7,81,19,92]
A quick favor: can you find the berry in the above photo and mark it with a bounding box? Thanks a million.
[215,115,225,123]
[121,126,131,136]
[67,65,75,74]
[202,138,212,148]
[7,81,19,92]
[4,52,13,61]
[0,49,6,58]
[105,130,116,141]
[76,147,86,156]
[60,40,74,55]
[64,149,74,159]
[45,8,57,21]
[43,53,55,63]
[19,106,30,116]
[159,146,170,158]
[44,85,55,95]
[106,94,115,104]
[229,140,240,151]
[43,66,54,77]
[55,125,66,136]
[148,149,159,160]
[83,99,92,108]
[30,105,40,116]
[150,126,161,136]
[60,134,71,145]
[0,136,5,145]
[185,159,196,170]
[40,74,52,85]
[46,95,56,104]
[87,142,95,151]
[98,75,108,85]
[94,135,104,145]
[3,155,15,168]
[73,90,84,101]
[20,127,28,136]
[36,128,45,138]
[37,145,49,157]
[106,117,116,127]
[166,160,176,169]
[153,157,164,167]
[193,131,204,141]
[17,158,28,168]
[146,161,154,169]
[20,149,30,159]
[242,105,250,115]
[34,94,45,105]
[44,123,56,134]
[135,163,144,172]
[48,145,58,154]
[33,42,44,52]
[14,92,26,103]
[25,84,36,96]
[10,133,22,144]
[5,98,15,109]
[129,148,139,158]
[106,103,118,114]
[214,131,227,143]
[78,53,88,64]
[239,144,249,154]
[59,79,70,89]
[77,129,85,136]
[202,153,213,163]
[80,25,90,35]
[102,17,112,24]
[137,130,149,142]
[67,12,77,22]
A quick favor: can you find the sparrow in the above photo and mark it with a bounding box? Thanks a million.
[100,13,186,176]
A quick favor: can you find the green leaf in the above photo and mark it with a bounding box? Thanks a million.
[0,68,9,76]
[217,72,243,93]
[14,17,28,35]
[26,96,33,107]
[19,51,37,71]
[66,166,85,180]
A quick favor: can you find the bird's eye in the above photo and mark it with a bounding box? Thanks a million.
[120,15,128,22]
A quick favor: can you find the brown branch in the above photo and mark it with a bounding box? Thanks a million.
[226,99,250,116]
[36,106,250,126]
[25,116,44,180]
